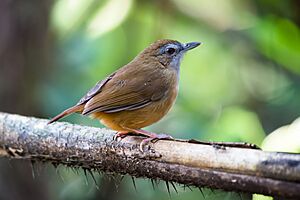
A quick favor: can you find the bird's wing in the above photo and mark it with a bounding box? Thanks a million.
[76,72,116,105]
[82,68,170,115]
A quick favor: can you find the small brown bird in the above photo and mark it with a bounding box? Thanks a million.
[49,39,200,150]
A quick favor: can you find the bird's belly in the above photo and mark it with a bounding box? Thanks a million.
[91,88,178,131]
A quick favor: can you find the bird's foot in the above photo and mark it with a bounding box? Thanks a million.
[128,129,173,151]
[113,131,129,141]
[139,133,173,152]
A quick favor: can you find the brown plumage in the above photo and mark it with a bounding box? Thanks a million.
[48,39,200,150]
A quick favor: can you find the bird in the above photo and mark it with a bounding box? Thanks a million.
[48,39,201,151]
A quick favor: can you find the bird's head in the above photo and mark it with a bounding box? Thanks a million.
[138,39,201,71]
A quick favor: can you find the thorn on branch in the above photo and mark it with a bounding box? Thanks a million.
[131,177,137,192]
[150,179,156,190]
[88,170,99,190]
[83,168,89,186]
[165,181,171,197]
[170,181,178,194]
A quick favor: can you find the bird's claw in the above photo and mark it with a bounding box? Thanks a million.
[113,132,129,141]
[139,134,173,152]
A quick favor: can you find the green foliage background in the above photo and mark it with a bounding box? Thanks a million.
[1,0,300,199]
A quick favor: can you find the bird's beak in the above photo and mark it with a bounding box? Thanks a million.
[183,42,201,51]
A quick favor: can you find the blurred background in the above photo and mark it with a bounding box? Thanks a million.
[0,0,299,200]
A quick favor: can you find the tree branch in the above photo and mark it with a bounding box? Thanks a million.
[0,112,299,199]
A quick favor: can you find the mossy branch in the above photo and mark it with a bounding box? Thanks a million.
[0,112,299,199]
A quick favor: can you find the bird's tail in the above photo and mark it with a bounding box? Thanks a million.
[48,104,84,124]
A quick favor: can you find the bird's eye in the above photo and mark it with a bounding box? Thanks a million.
[166,47,176,55]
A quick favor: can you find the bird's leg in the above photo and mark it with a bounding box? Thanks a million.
[113,131,130,141]
[126,128,173,151]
